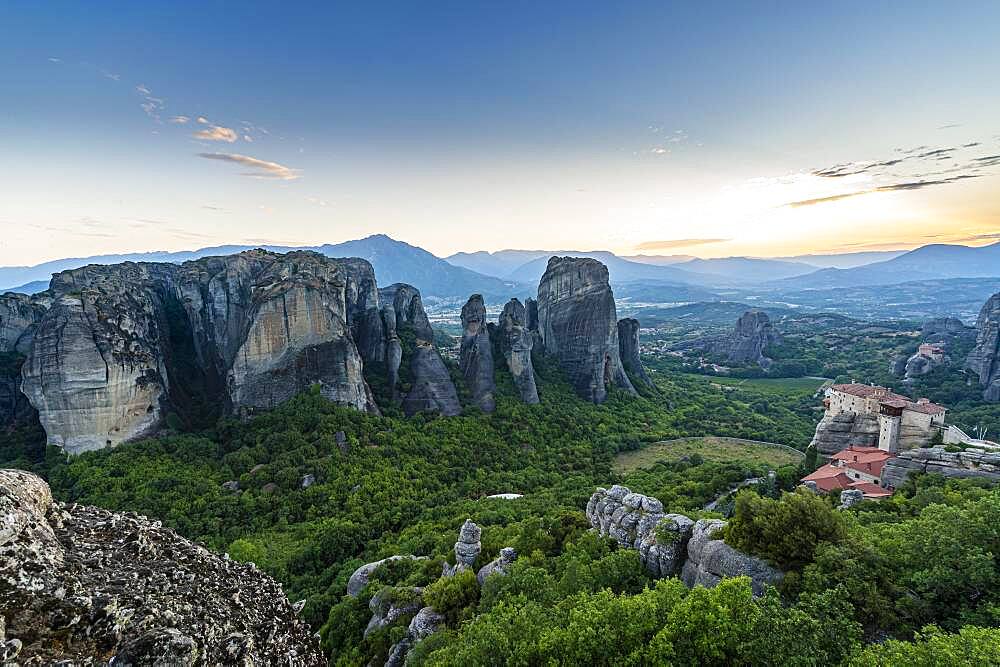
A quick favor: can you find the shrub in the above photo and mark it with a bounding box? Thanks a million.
[422,569,480,625]
[724,489,847,570]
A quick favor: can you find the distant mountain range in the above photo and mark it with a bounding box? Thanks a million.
[447,250,823,284]
[780,242,1000,288]
[0,235,524,301]
[4,236,999,300]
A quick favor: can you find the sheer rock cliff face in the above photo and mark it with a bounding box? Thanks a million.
[379,283,461,417]
[460,294,496,413]
[617,318,654,388]
[809,412,880,456]
[966,292,1000,402]
[15,251,390,452]
[535,257,635,403]
[718,310,780,369]
[497,298,539,404]
[0,469,324,665]
[21,263,177,454]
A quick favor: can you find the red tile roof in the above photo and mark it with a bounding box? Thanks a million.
[801,464,853,493]
[907,401,947,415]
[829,446,894,478]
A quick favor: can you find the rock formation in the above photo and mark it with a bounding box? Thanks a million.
[903,350,942,382]
[449,519,482,574]
[10,251,385,452]
[838,488,864,509]
[809,411,880,456]
[882,445,1000,488]
[966,292,1000,402]
[890,354,909,377]
[385,606,445,667]
[586,485,695,578]
[922,317,975,343]
[347,555,427,597]
[0,294,43,426]
[459,295,496,412]
[535,257,635,403]
[586,486,781,594]
[717,310,780,369]
[2,250,470,452]
[364,587,425,638]
[680,519,784,596]
[496,298,539,404]
[477,547,518,585]
[379,284,461,416]
[0,469,323,665]
[617,318,654,387]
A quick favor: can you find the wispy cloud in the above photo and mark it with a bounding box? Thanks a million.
[197,152,300,180]
[784,175,980,207]
[193,124,238,142]
[135,84,164,122]
[635,238,730,251]
[169,115,190,124]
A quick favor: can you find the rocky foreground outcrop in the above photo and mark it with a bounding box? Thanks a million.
[1,251,467,452]
[586,486,782,594]
[882,446,1000,488]
[717,310,780,369]
[535,257,635,403]
[0,469,323,665]
[460,295,496,413]
[966,292,1000,402]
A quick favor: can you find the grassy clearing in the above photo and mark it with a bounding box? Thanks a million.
[614,436,804,475]
[706,376,827,395]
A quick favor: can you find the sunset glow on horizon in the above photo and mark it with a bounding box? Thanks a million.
[1,2,998,265]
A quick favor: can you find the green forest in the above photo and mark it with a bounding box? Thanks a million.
[4,336,1000,665]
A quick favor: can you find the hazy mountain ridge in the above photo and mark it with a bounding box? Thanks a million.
[0,235,525,301]
[783,242,1000,288]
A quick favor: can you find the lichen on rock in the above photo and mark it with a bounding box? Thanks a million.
[0,469,323,665]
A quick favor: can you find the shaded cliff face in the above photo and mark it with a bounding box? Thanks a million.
[0,469,324,665]
[460,294,496,413]
[718,310,780,368]
[497,298,539,404]
[536,257,634,403]
[617,318,653,387]
[379,283,460,416]
[17,251,383,451]
[0,294,48,427]
[966,292,1000,402]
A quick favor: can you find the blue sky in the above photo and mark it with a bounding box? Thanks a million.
[1,2,999,264]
